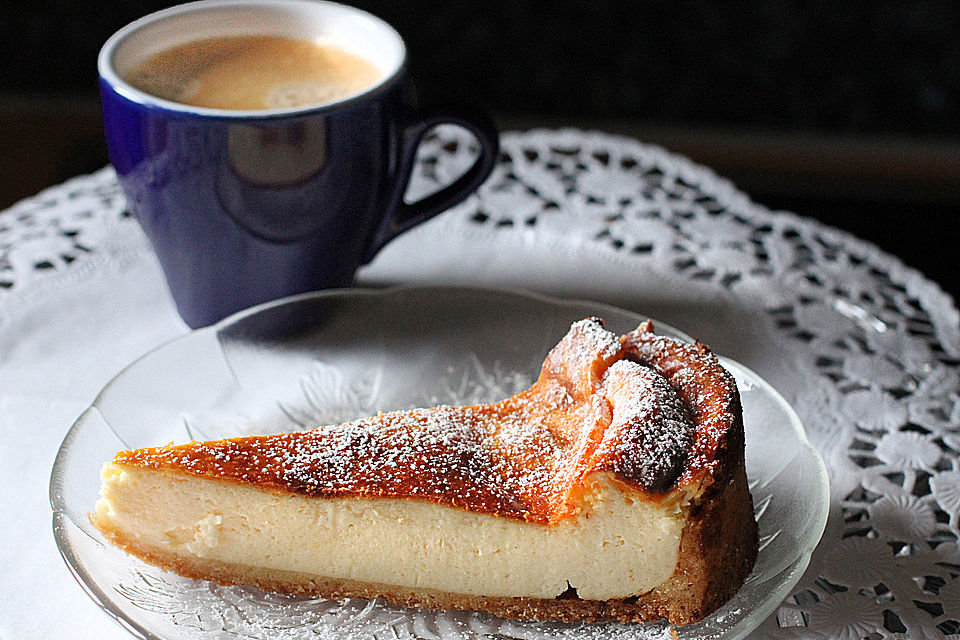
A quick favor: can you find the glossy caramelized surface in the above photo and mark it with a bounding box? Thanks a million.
[114,319,741,523]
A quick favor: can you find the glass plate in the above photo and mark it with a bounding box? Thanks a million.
[50,286,829,640]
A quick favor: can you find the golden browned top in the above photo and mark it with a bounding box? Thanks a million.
[113,319,742,523]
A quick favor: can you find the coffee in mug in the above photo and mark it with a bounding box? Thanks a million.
[99,0,499,328]
[123,35,383,110]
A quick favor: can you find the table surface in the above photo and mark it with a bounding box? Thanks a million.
[3,127,959,640]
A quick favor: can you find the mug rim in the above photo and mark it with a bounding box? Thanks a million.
[98,0,408,119]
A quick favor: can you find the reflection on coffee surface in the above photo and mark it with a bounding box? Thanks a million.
[124,35,383,110]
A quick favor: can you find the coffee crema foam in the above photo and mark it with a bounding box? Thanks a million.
[123,35,383,110]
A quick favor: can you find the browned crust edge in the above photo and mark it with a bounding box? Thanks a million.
[91,458,757,626]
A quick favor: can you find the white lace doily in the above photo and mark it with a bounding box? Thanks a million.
[3,128,960,640]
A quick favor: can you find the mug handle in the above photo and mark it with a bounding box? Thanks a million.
[362,106,499,263]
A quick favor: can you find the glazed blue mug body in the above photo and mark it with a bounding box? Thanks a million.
[98,0,498,328]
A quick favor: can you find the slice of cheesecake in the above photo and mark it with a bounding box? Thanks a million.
[91,319,757,625]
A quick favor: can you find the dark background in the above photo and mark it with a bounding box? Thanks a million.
[2,1,958,300]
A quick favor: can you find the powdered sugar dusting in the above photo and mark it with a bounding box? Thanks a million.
[598,360,693,492]
[118,319,740,520]
[281,404,567,514]
[622,324,742,486]
[571,318,622,361]
[542,318,623,401]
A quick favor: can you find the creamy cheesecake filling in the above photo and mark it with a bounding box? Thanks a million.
[94,463,684,600]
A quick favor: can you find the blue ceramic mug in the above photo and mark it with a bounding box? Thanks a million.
[99,0,498,328]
